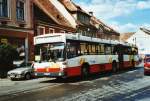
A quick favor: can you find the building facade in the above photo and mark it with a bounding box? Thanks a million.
[0,0,34,62]
[126,28,150,57]
[33,0,77,36]
[0,0,120,64]
[59,0,120,40]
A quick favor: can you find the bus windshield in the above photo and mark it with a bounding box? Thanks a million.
[35,43,65,62]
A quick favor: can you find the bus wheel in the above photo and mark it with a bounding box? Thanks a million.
[81,63,89,79]
[132,60,135,68]
[112,61,117,73]
[56,77,63,80]
[56,75,67,80]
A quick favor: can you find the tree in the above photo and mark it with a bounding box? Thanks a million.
[0,44,19,66]
[0,44,19,78]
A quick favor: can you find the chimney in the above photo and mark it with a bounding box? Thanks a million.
[89,11,93,16]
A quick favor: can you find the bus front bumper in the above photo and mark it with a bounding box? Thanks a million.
[34,72,65,77]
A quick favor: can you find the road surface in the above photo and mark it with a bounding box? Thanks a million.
[0,64,150,101]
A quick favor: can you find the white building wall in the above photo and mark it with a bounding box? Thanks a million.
[127,29,150,56]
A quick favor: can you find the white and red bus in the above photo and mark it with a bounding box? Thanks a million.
[33,33,139,78]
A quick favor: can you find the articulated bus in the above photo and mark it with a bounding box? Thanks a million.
[33,33,139,79]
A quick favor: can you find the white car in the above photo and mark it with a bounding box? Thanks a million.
[7,62,34,80]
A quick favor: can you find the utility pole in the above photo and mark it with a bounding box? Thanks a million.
[133,37,136,46]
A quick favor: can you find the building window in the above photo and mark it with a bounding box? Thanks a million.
[49,28,55,33]
[82,31,86,36]
[37,26,45,35]
[0,0,8,17]
[16,0,24,21]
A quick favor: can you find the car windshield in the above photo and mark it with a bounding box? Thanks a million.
[35,43,65,62]
[21,63,32,68]
[13,60,32,68]
[145,58,150,62]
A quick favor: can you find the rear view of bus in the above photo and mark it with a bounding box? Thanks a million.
[33,34,67,78]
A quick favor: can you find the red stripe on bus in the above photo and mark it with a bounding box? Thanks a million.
[90,64,101,73]
[35,61,138,77]
[90,63,112,73]
[36,68,61,73]
[123,61,132,68]
[47,68,61,72]
[36,68,45,72]
[65,66,81,77]
[105,64,112,71]
[65,63,113,77]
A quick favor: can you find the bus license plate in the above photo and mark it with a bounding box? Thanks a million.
[44,73,50,76]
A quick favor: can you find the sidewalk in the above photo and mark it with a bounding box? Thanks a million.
[0,78,56,96]
[0,78,16,87]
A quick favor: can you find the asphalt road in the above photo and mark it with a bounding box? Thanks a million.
[0,64,150,101]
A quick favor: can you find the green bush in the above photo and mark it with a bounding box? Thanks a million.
[0,44,19,78]
[0,44,19,65]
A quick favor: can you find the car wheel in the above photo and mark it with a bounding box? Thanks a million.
[10,78,16,81]
[25,73,31,80]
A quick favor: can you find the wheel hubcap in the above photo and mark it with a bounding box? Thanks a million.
[83,68,88,76]
[26,74,30,80]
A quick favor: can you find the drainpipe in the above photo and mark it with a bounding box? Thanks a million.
[25,33,29,64]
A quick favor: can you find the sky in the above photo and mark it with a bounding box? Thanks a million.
[73,0,150,33]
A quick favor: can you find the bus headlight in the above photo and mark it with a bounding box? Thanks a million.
[59,72,62,76]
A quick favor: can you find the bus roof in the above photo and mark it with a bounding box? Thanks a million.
[34,34,66,45]
[34,33,133,46]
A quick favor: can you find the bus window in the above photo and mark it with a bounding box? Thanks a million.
[123,48,128,54]
[111,45,114,54]
[88,44,92,54]
[123,46,132,55]
[67,42,78,59]
[35,45,40,56]
[92,44,96,54]
[95,44,99,54]
[35,43,65,62]
[99,44,105,54]
[80,43,87,55]
[105,45,112,55]
[113,44,123,54]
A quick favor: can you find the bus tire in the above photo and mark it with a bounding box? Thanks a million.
[132,60,135,68]
[112,61,117,73]
[56,75,67,80]
[56,77,63,80]
[81,63,90,79]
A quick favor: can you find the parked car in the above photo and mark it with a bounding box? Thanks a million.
[144,57,150,75]
[7,61,34,80]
